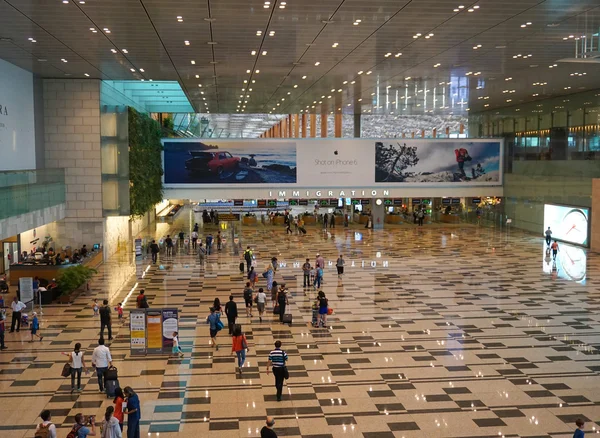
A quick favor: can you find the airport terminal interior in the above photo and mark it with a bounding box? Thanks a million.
[1,1,600,437]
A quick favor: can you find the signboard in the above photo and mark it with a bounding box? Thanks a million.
[19,277,34,306]
[412,199,421,205]
[219,213,240,221]
[422,199,431,205]
[383,199,393,206]
[442,198,451,205]
[319,199,329,206]
[299,199,308,206]
[329,199,338,206]
[267,200,277,207]
[472,198,481,204]
[288,199,299,206]
[393,199,403,206]
[134,239,142,258]
[543,204,589,247]
[351,199,361,205]
[161,309,179,353]
[257,199,267,208]
[361,199,370,205]
[452,198,461,204]
[129,310,147,356]
[146,310,163,353]
[233,199,244,206]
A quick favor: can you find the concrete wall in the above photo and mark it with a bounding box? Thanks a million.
[592,179,600,253]
[0,204,66,245]
[43,79,103,248]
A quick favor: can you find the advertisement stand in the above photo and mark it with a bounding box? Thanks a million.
[146,309,163,354]
[19,277,34,311]
[161,309,179,353]
[129,310,147,356]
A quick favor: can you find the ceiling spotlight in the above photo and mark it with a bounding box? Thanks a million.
[191,60,195,64]
[103,28,111,33]
[405,76,411,80]
[302,75,307,79]
[255,69,260,73]
[176,16,183,22]
[262,50,267,55]
[366,71,372,75]
[251,50,257,55]
[269,31,275,36]
[246,69,251,73]
[332,42,339,48]
[28,38,37,42]
[130,68,135,72]
[453,8,459,11]
[139,68,145,72]
[122,49,128,53]
[84,73,89,77]
[434,63,441,67]
[294,84,298,88]
[263,1,270,8]
[256,30,262,36]
[110,49,117,53]
[385,52,392,57]
[315,61,320,66]
[395,52,402,57]
[358,70,363,74]
[61,58,68,63]
[184,40,190,45]
[279,1,286,8]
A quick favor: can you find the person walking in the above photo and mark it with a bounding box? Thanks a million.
[123,387,141,438]
[551,240,559,260]
[266,340,288,401]
[302,259,312,288]
[205,234,214,255]
[165,235,174,257]
[193,222,199,233]
[216,231,222,251]
[9,296,25,333]
[315,253,325,270]
[336,255,345,278]
[231,324,249,374]
[317,291,329,327]
[248,266,258,288]
[191,230,199,251]
[244,246,253,272]
[417,209,425,226]
[61,343,88,393]
[178,230,185,248]
[225,296,238,335]
[314,266,323,290]
[30,312,43,342]
[172,331,184,358]
[99,300,113,341]
[270,281,279,309]
[113,387,125,432]
[330,213,336,228]
[91,338,113,393]
[256,287,267,323]
[243,282,254,318]
[101,406,122,438]
[149,240,159,264]
[545,227,552,246]
[323,213,328,229]
[0,309,6,350]
[265,265,274,295]
[276,285,288,323]
[35,410,57,438]
[260,417,277,438]
[207,306,222,350]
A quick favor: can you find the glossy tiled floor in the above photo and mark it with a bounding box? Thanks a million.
[1,210,600,438]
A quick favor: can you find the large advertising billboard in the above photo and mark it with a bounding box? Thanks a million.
[162,139,502,188]
[543,204,590,247]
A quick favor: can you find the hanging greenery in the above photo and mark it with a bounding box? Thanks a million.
[129,107,164,218]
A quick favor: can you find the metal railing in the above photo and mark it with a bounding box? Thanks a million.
[0,169,66,220]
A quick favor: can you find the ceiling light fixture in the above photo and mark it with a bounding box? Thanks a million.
[139,68,145,72]
[395,52,402,57]
[177,16,183,22]
[256,30,262,36]
[251,50,257,55]
[269,31,275,36]
[315,61,320,65]
[28,37,37,42]
[279,1,286,8]
[358,70,363,74]
[473,44,482,49]
[332,42,339,48]
[262,50,267,55]
[255,69,260,73]
[61,58,68,63]
[84,73,89,77]
[302,75,307,79]
[434,63,441,67]
[122,49,128,54]
[184,40,190,45]
[263,1,270,8]
[191,60,195,64]
[89,27,97,33]
[103,28,111,33]
[385,52,392,57]
[366,71,372,75]
[130,68,135,72]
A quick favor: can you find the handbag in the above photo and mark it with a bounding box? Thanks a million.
[216,318,224,331]
[242,336,248,350]
[273,305,280,315]
[61,362,72,378]
[283,366,289,380]
[253,295,258,304]
[327,308,333,315]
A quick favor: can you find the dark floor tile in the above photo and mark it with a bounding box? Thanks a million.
[368,390,395,398]
[148,423,180,433]
[388,422,420,431]
[209,421,239,431]
[560,395,590,403]
[473,418,507,427]
[326,416,356,426]
[155,405,183,413]
[443,387,471,394]
[526,390,555,398]
[495,409,526,418]
[541,383,570,390]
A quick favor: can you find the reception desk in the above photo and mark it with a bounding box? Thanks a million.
[302,216,316,225]
[242,216,257,226]
[385,215,403,224]
[440,214,461,224]
[9,250,103,286]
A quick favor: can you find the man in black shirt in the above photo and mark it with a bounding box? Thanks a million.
[260,417,277,438]
[225,295,238,335]
[99,299,112,340]
[165,235,174,257]
[150,240,160,264]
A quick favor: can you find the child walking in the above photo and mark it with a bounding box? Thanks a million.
[30,312,43,342]
[115,303,124,324]
[92,299,99,316]
[172,331,184,358]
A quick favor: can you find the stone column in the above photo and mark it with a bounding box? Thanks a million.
[334,113,342,138]
[353,114,361,138]
[371,198,385,230]
[310,114,316,138]
[321,113,327,138]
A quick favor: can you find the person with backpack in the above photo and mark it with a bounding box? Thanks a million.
[276,285,288,324]
[136,290,149,309]
[243,282,254,318]
[123,387,141,438]
[244,247,253,272]
[207,306,222,350]
[255,287,267,323]
[231,324,249,374]
[69,413,96,437]
[61,343,88,393]
[99,299,112,341]
[101,406,122,438]
[35,410,56,438]
[225,295,238,335]
[205,234,213,255]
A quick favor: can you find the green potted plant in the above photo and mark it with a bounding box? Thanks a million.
[56,265,97,303]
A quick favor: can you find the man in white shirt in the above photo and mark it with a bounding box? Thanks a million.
[10,296,26,332]
[91,338,113,393]
[35,410,57,438]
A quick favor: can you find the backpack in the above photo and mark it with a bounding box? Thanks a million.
[244,288,252,301]
[66,424,82,438]
[34,423,52,438]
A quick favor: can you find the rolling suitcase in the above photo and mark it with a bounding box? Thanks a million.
[239,262,245,273]
[282,313,293,325]
[104,366,118,381]
[105,378,120,398]
[299,227,307,234]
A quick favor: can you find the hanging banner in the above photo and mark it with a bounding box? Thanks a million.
[161,308,179,353]
[146,310,163,353]
[129,310,147,356]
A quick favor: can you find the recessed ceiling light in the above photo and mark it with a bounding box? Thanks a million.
[269,31,275,36]
[61,58,68,62]
[122,49,128,54]
[139,68,145,72]
[246,69,251,73]
[256,30,262,36]
[279,1,286,8]
[28,38,37,42]
[255,69,260,73]
[385,52,392,57]
[103,28,111,33]
[350,80,355,84]
[262,50,267,55]
[84,73,89,77]
[130,68,135,72]
[251,50,257,55]
[405,76,411,80]
[263,1,270,8]
[358,70,363,74]
[184,40,190,45]
[358,98,362,101]
[468,8,474,12]
[453,8,459,11]
[191,60,195,64]
[177,16,183,22]
[332,42,339,48]
[294,84,298,88]
[366,71,372,75]
[315,61,320,65]
[62,0,68,3]
[302,75,307,79]
[110,49,117,53]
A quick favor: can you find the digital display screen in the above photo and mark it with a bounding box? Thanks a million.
[257,200,267,207]
[442,198,451,205]
[472,198,481,204]
[393,199,403,206]
[233,199,244,206]
[543,204,589,246]
[452,198,461,204]
[412,199,421,205]
[299,199,308,206]
[361,199,370,205]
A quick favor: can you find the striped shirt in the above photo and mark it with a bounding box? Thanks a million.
[268,348,288,368]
